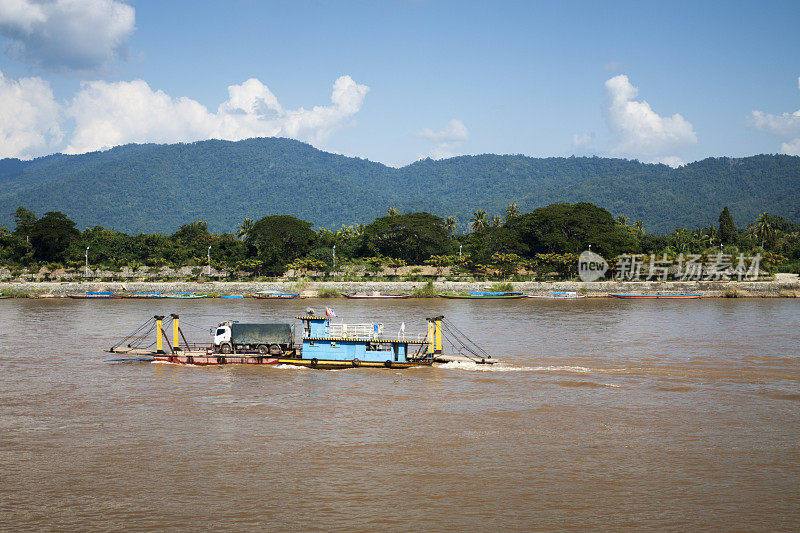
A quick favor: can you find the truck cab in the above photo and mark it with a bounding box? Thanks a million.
[213,324,232,347]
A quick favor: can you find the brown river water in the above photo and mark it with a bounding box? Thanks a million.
[1,298,798,531]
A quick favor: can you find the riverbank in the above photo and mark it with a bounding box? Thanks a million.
[1,276,798,298]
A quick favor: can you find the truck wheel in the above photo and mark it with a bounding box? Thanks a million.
[384,360,392,368]
[258,344,269,354]
[220,343,232,354]
[352,358,360,367]
[310,358,318,367]
[269,344,283,356]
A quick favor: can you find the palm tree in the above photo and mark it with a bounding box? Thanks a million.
[754,212,773,247]
[387,207,399,217]
[616,214,629,226]
[445,215,457,235]
[491,215,503,227]
[471,209,487,232]
[236,218,253,241]
[505,203,519,220]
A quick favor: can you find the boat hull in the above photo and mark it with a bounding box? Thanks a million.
[439,293,526,299]
[151,353,429,369]
[611,293,703,299]
[342,294,410,299]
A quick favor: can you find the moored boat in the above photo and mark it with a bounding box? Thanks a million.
[342,293,410,299]
[527,291,586,299]
[166,292,207,299]
[253,290,302,299]
[611,293,703,299]
[439,291,525,299]
[69,291,123,299]
[124,292,166,299]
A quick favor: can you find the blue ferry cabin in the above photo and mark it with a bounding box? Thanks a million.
[298,314,418,366]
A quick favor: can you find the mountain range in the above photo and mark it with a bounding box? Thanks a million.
[0,137,797,235]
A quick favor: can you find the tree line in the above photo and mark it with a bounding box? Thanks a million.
[1,202,798,278]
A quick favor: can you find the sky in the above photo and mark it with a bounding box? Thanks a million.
[0,0,799,167]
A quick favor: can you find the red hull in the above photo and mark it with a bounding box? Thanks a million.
[342,294,410,299]
[153,354,283,365]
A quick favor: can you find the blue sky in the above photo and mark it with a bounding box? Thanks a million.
[1,0,798,166]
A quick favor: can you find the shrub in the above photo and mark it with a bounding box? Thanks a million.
[491,281,515,292]
[411,281,437,298]
[317,288,341,298]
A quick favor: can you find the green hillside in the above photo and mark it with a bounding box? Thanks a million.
[0,137,796,234]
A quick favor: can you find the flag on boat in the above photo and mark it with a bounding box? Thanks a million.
[325,307,336,317]
[400,322,405,332]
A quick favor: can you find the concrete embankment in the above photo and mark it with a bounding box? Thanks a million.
[1,276,798,298]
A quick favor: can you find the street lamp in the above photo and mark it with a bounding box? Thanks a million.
[85,246,89,278]
[207,245,212,277]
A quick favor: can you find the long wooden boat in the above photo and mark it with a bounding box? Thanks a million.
[342,294,411,299]
[123,292,166,299]
[439,292,526,299]
[165,293,208,299]
[253,291,302,299]
[528,291,586,299]
[611,293,703,299]
[69,291,123,299]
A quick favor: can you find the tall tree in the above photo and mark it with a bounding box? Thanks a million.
[753,212,773,248]
[360,212,451,263]
[236,218,254,241]
[507,202,639,258]
[29,211,79,262]
[471,210,487,232]
[248,215,316,274]
[505,203,519,220]
[445,215,457,235]
[718,206,737,245]
[12,206,37,243]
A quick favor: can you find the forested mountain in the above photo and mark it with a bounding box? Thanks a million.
[0,137,796,234]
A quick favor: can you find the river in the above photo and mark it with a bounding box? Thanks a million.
[1,298,798,531]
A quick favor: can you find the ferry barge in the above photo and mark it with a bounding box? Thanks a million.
[108,312,489,369]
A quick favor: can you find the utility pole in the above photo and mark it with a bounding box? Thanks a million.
[332,244,336,273]
[207,245,212,277]
[85,246,89,279]
[459,244,462,260]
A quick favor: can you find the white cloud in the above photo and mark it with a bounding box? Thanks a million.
[750,109,800,137]
[64,75,369,154]
[571,132,595,153]
[0,70,61,158]
[749,77,800,156]
[416,118,469,159]
[780,138,800,156]
[0,0,135,69]
[604,74,696,167]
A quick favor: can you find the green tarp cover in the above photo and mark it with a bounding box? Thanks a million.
[230,323,292,345]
